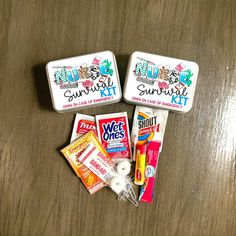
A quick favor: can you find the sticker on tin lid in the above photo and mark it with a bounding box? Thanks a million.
[123,51,199,113]
[96,112,132,161]
[70,113,97,142]
[46,51,122,112]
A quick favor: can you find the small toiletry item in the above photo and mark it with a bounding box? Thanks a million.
[134,144,147,185]
[139,141,161,203]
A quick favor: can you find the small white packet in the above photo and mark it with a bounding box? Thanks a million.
[71,113,97,142]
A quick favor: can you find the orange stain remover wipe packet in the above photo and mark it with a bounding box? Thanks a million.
[61,131,106,194]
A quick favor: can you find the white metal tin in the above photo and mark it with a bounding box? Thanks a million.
[46,51,122,112]
[123,51,199,113]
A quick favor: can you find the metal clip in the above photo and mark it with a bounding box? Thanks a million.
[125,192,139,207]
[120,182,139,207]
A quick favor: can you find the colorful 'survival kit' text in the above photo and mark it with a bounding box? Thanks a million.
[123,51,199,113]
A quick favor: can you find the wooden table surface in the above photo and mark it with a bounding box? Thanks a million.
[1,1,236,235]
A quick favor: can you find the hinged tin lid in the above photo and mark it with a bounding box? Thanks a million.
[123,51,199,112]
[46,51,122,112]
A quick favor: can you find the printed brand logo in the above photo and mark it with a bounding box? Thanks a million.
[133,57,194,107]
[136,169,142,181]
[102,121,125,141]
[138,116,160,136]
[90,159,107,175]
[69,141,89,154]
[77,120,97,134]
[97,152,113,167]
[145,165,155,178]
[138,116,159,129]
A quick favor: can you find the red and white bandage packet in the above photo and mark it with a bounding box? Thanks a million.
[61,131,106,194]
[62,131,117,185]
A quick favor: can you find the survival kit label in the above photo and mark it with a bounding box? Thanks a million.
[46,51,122,112]
[124,52,199,113]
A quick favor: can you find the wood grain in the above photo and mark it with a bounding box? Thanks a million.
[0,0,236,235]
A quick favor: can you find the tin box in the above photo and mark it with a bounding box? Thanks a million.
[46,51,122,112]
[123,51,199,113]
